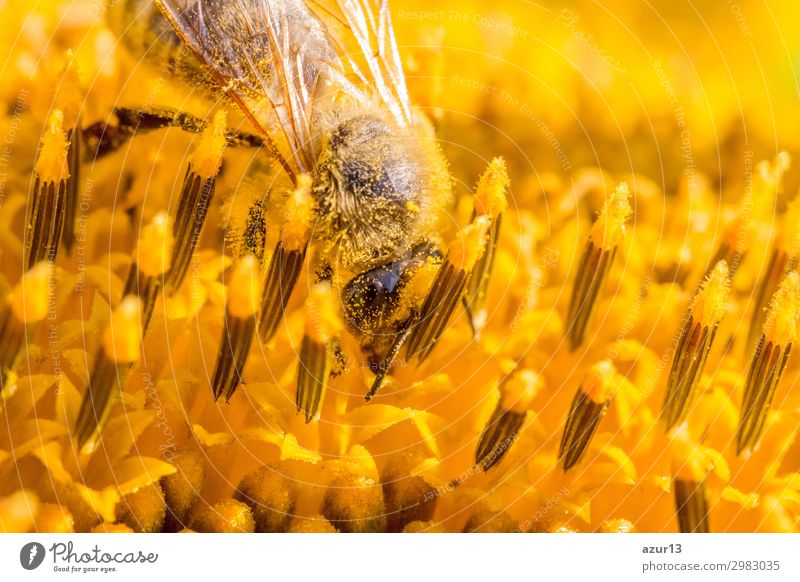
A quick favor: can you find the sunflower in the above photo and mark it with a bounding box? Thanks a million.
[1,0,800,534]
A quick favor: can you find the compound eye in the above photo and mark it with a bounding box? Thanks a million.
[343,268,400,332]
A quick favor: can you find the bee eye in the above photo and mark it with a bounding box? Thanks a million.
[364,279,385,302]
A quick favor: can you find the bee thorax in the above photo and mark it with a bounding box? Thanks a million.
[313,115,423,271]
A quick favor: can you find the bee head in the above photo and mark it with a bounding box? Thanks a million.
[342,262,402,334]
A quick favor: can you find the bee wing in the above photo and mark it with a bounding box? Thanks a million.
[156,0,343,172]
[309,0,413,127]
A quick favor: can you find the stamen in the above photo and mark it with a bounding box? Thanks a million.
[211,256,261,402]
[559,359,619,471]
[736,271,800,455]
[565,182,632,350]
[405,216,491,363]
[258,175,312,343]
[122,212,172,333]
[661,260,730,429]
[166,111,227,295]
[674,479,710,533]
[296,281,342,423]
[74,296,143,448]
[463,158,509,335]
[55,50,83,253]
[670,427,713,533]
[25,110,71,269]
[747,195,800,350]
[475,369,541,471]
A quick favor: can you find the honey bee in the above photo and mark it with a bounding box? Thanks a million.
[76,0,499,441]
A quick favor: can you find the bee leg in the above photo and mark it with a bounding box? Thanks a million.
[82,106,264,161]
[364,308,418,402]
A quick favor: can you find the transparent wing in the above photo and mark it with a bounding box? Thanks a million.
[156,0,342,172]
[309,0,413,127]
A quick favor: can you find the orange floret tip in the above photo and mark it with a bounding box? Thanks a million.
[137,212,173,277]
[448,215,491,272]
[9,263,54,324]
[282,173,314,251]
[304,281,343,344]
[226,256,262,319]
[583,359,618,404]
[188,110,227,179]
[103,296,143,363]
[692,260,730,327]
[35,110,69,184]
[474,157,509,218]
[500,369,543,413]
[590,182,632,250]
[762,271,800,346]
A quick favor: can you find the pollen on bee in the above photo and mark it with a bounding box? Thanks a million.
[661,260,730,430]
[737,271,800,455]
[558,359,619,471]
[474,368,541,472]
[565,182,632,350]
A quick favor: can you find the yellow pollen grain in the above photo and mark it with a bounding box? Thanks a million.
[9,263,54,324]
[582,359,618,404]
[448,215,491,272]
[692,260,730,327]
[762,271,800,346]
[34,110,69,184]
[500,369,543,413]
[226,256,262,319]
[589,182,632,250]
[189,110,227,179]
[474,157,509,218]
[405,200,421,213]
[282,174,314,251]
[305,281,343,344]
[103,296,142,363]
[136,212,172,277]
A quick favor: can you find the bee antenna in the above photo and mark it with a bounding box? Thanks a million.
[365,309,419,402]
